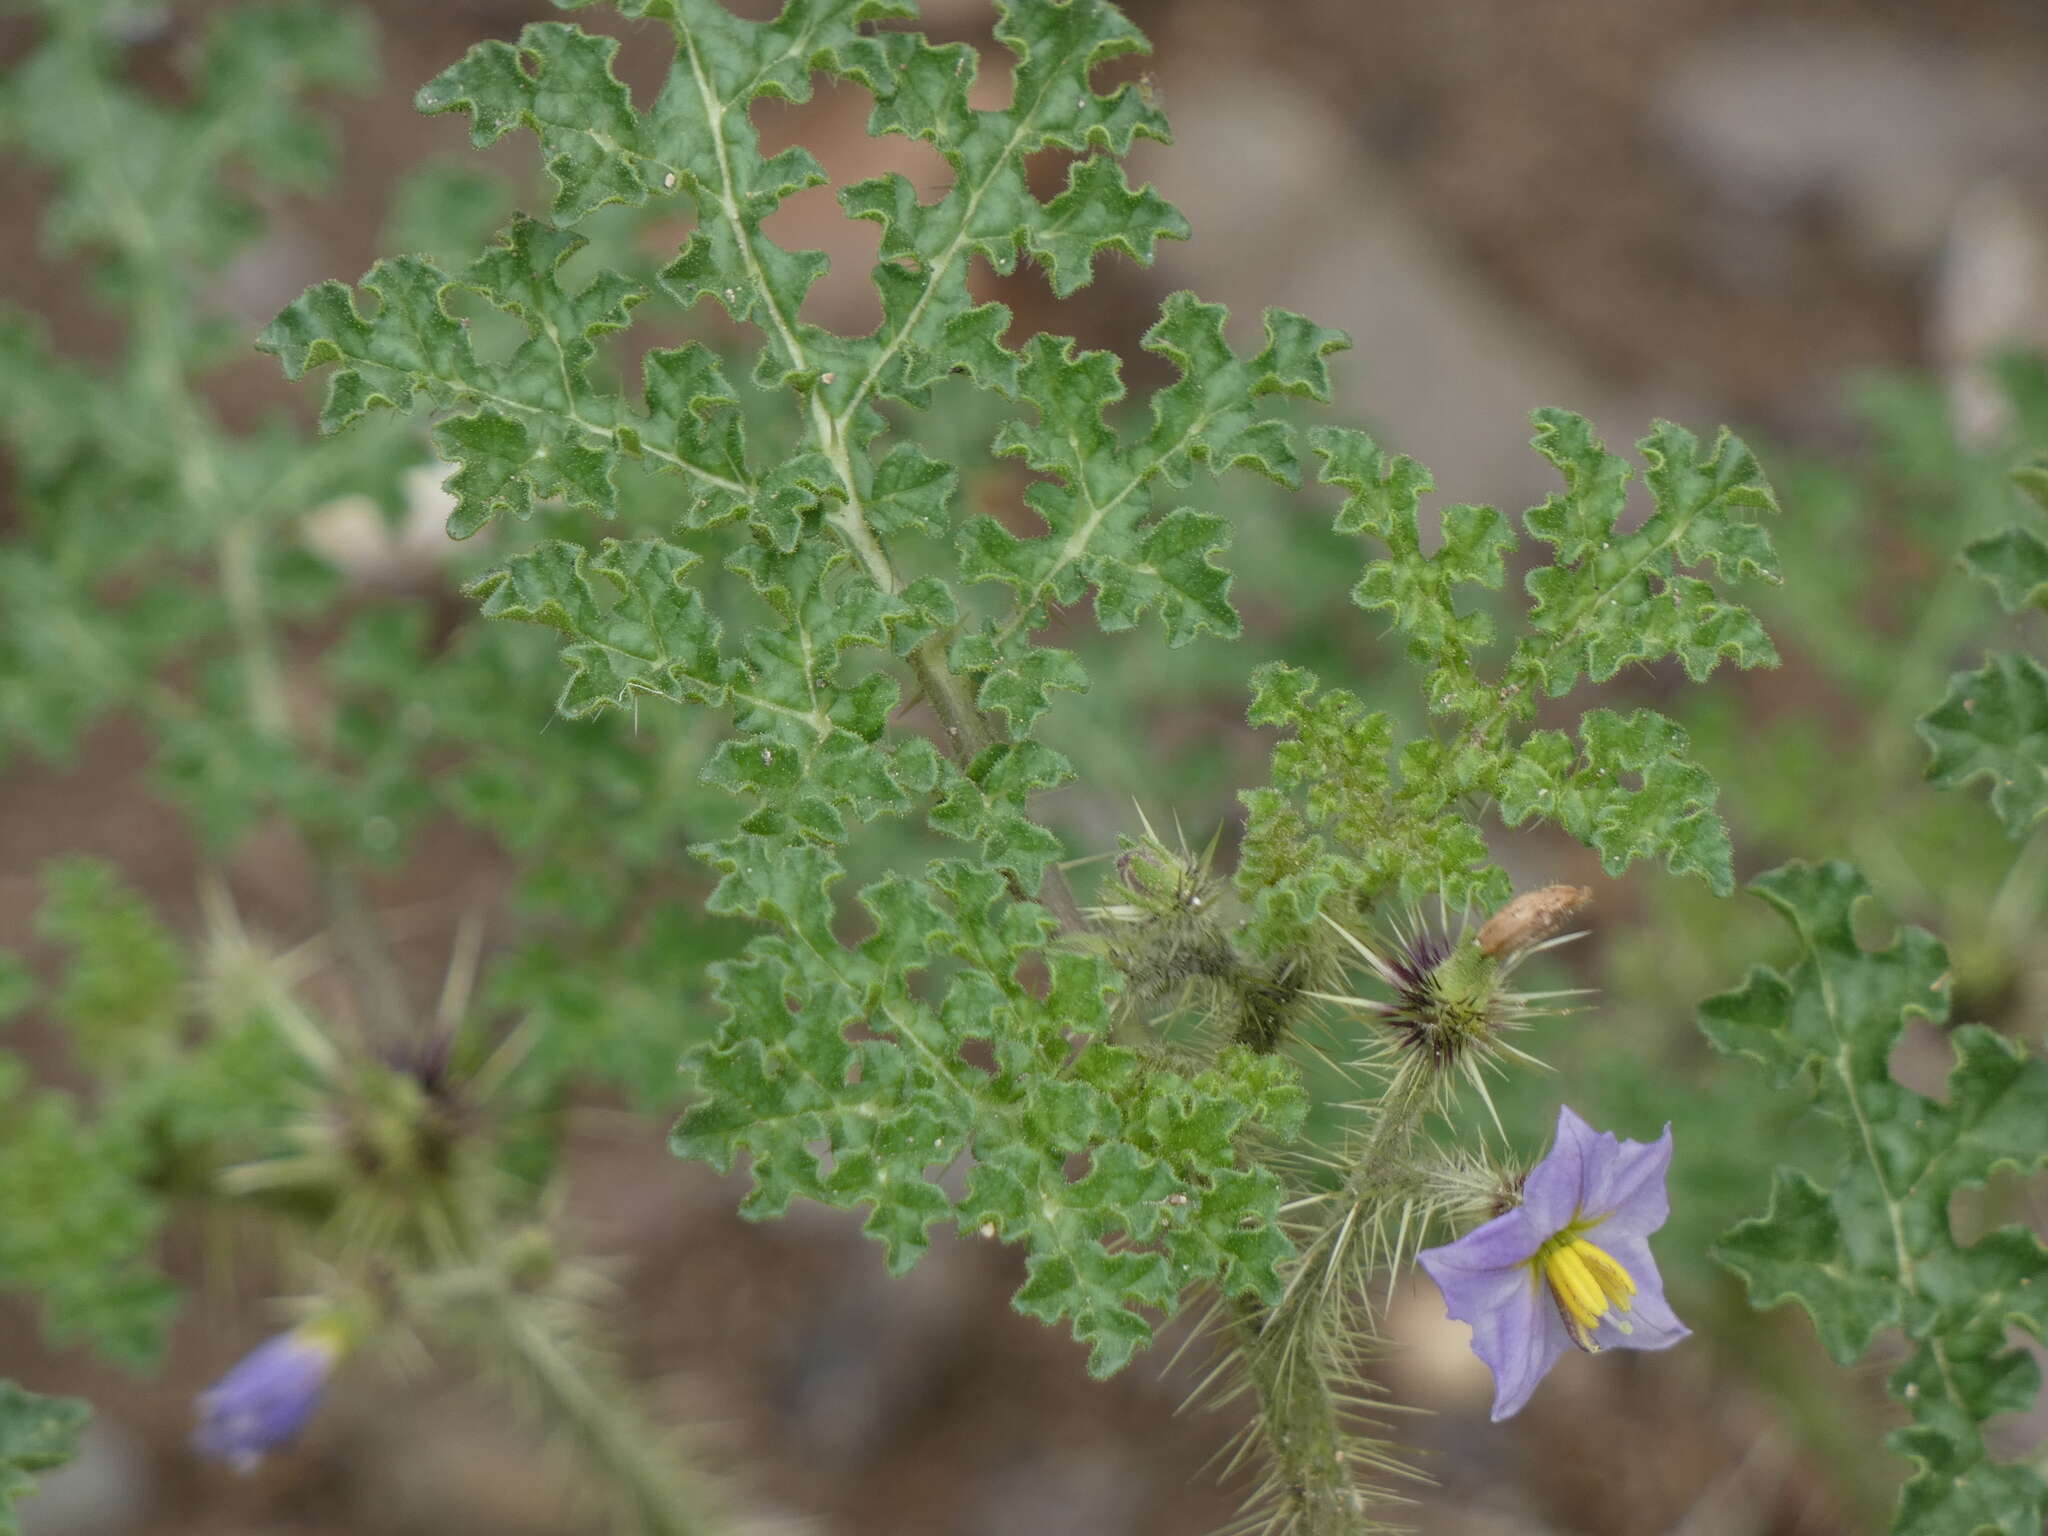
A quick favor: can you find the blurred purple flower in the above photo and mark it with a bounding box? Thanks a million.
[1418,1105,1689,1421]
[193,1323,342,1470]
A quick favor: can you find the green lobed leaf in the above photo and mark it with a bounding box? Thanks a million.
[259,218,764,537]
[35,859,185,1075]
[1515,409,1780,696]
[959,295,1346,649]
[467,538,734,719]
[824,0,1187,401]
[1700,861,2048,1535]
[1918,651,2048,838]
[1240,408,1776,933]
[1310,424,1512,717]
[1959,525,2048,614]
[1954,459,2048,613]
[1496,708,1734,894]
[0,1380,88,1536]
[674,841,1301,1374]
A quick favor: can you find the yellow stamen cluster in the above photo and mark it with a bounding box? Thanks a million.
[1532,1225,1636,1352]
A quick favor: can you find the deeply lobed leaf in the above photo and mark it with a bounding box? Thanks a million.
[1919,651,2048,839]
[1240,410,1774,931]
[1515,410,1779,696]
[1701,862,2048,1535]
[674,842,1303,1373]
[1920,463,2048,836]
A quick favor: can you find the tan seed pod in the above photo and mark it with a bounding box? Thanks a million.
[1476,884,1592,959]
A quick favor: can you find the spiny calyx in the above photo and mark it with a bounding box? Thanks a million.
[1315,886,1591,1117]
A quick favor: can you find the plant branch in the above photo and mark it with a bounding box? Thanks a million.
[1221,1058,1439,1533]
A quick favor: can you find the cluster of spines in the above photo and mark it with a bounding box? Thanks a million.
[1091,856,1590,1532]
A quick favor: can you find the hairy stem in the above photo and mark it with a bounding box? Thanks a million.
[1225,1059,1440,1533]
[454,1284,728,1536]
[1229,1290,1374,1534]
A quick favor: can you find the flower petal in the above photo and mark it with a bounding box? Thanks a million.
[1518,1104,1600,1232]
[1418,1106,1686,1419]
[1476,1272,1570,1421]
[1419,1211,1569,1420]
[1420,1205,1541,1278]
[192,1329,336,1470]
[1588,1233,1689,1352]
[1581,1121,1674,1240]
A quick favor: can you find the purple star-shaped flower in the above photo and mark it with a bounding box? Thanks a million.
[193,1324,342,1470]
[1418,1104,1689,1420]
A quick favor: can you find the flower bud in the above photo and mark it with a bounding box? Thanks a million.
[192,1318,349,1471]
[1475,884,1590,960]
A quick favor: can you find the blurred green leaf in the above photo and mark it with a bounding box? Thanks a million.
[1919,652,2048,838]
[1702,862,2048,1535]
[0,1381,88,1536]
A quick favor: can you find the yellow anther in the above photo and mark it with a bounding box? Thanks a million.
[1544,1244,1605,1330]
[1533,1229,1637,1351]
[1575,1241,1636,1310]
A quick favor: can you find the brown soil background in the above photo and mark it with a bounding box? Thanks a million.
[7,0,2048,1532]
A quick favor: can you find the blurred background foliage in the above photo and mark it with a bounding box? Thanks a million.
[3,0,2048,1533]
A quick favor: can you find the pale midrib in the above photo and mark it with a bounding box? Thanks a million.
[992,404,1217,649]
[829,52,1082,438]
[577,621,828,736]
[1539,506,1705,679]
[676,21,1087,930]
[1467,495,1731,761]
[449,376,749,496]
[1808,924,1972,1420]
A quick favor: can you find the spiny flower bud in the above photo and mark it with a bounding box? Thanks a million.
[1313,890,1591,1122]
[1089,817,1236,1006]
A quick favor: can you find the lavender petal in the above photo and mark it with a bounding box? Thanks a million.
[1581,1122,1675,1240]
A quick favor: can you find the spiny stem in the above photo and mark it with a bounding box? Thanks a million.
[1231,1289,1371,1534]
[1226,1059,1440,1533]
[466,1287,728,1536]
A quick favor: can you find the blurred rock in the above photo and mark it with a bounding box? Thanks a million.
[1129,52,1632,520]
[20,1415,152,1536]
[300,465,459,587]
[1934,179,2048,442]
[1659,22,2048,272]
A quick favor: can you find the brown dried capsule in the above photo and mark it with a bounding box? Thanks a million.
[1476,884,1592,959]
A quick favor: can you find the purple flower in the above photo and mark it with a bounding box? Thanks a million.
[193,1323,343,1470]
[1418,1105,1689,1421]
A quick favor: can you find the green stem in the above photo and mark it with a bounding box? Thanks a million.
[1226,1062,1438,1533]
[822,430,1086,931]
[454,1283,728,1536]
[1229,1290,1371,1533]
